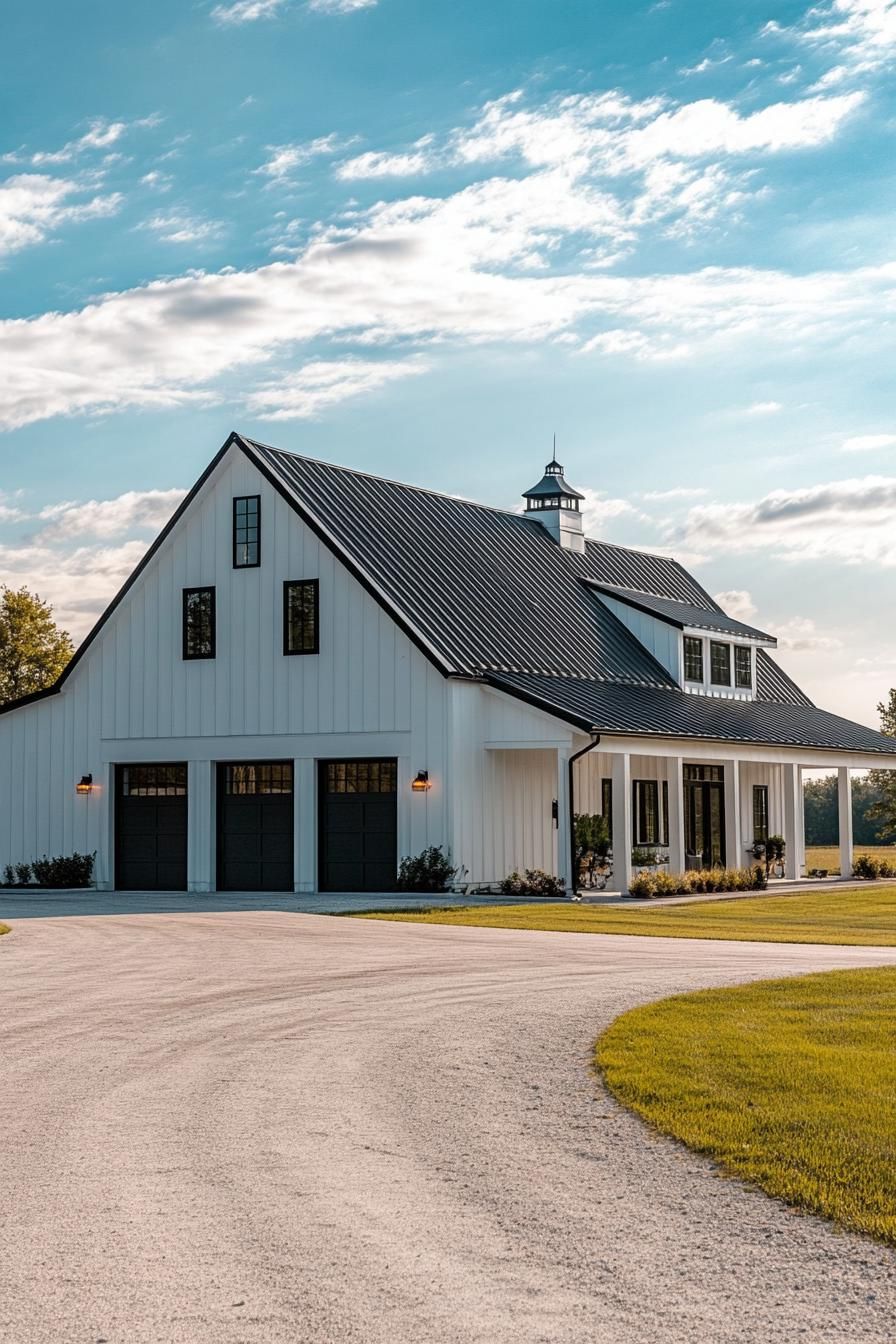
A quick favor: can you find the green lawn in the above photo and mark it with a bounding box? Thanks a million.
[806,844,896,876]
[596,968,896,1244]
[358,884,896,945]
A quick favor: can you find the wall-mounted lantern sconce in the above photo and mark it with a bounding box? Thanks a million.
[76,774,94,795]
[411,770,431,792]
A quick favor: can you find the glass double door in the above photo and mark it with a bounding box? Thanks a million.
[684,766,726,869]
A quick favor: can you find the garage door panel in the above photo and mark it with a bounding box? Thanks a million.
[319,760,397,893]
[217,763,294,892]
[116,764,188,891]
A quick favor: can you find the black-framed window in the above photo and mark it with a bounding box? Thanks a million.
[233,495,260,568]
[735,645,752,690]
[223,762,293,795]
[601,777,613,841]
[283,579,319,655]
[684,764,724,782]
[710,641,731,686]
[120,764,188,797]
[684,636,704,682]
[183,587,215,660]
[632,779,668,846]
[325,760,397,794]
[753,785,769,844]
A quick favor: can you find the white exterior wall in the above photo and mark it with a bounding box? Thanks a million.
[598,596,680,679]
[0,445,451,889]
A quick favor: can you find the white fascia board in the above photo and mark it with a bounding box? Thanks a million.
[592,735,896,770]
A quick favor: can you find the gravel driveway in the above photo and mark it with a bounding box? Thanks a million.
[2,912,895,1343]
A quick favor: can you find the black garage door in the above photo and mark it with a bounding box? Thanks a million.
[319,759,398,893]
[217,762,294,891]
[115,764,188,891]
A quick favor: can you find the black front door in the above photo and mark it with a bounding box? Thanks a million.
[684,766,726,869]
[318,759,398,893]
[217,762,294,891]
[115,763,188,890]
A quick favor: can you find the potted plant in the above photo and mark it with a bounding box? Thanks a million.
[766,835,786,879]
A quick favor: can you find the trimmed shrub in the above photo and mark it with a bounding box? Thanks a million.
[14,862,32,886]
[396,845,457,893]
[2,863,15,886]
[500,868,566,899]
[628,865,767,899]
[852,854,895,880]
[2,852,94,888]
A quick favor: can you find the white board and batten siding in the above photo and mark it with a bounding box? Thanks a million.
[0,444,451,889]
[596,594,681,681]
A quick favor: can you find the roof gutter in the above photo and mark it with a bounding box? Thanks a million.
[568,733,601,897]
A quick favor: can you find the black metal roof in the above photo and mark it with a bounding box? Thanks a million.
[584,581,777,644]
[486,671,896,755]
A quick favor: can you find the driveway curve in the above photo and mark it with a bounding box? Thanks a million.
[2,912,896,1344]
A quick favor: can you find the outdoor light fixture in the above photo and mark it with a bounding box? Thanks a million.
[411,770,431,792]
[76,774,93,795]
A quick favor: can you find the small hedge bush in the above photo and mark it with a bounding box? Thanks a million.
[1,852,95,889]
[500,868,566,899]
[853,854,896,880]
[396,845,457,893]
[628,865,767,899]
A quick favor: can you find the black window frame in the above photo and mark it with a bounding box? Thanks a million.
[182,586,216,661]
[710,640,731,687]
[632,779,668,847]
[283,579,320,656]
[753,784,769,845]
[734,645,753,690]
[232,494,261,569]
[683,635,704,682]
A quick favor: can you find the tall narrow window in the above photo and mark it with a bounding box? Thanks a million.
[601,777,613,842]
[735,645,752,690]
[233,495,260,568]
[283,579,319,655]
[633,780,663,846]
[710,641,731,686]
[183,587,215,660]
[753,785,769,844]
[684,636,704,682]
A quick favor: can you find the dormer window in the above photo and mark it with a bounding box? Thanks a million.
[735,646,752,690]
[710,641,731,687]
[684,636,703,682]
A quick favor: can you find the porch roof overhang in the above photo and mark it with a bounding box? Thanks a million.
[485,670,896,759]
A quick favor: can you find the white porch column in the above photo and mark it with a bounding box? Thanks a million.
[556,749,572,891]
[722,759,742,871]
[667,756,685,874]
[294,757,316,893]
[611,752,632,894]
[187,760,213,893]
[838,767,854,879]
[782,763,802,880]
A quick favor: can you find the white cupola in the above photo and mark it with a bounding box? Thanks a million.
[522,454,586,553]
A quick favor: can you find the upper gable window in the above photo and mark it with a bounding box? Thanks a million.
[683,636,703,682]
[283,579,319,655]
[710,641,731,687]
[183,587,215,660]
[735,645,752,690]
[233,495,260,568]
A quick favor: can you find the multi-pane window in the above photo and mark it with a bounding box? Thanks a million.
[601,777,613,842]
[684,765,724,782]
[121,765,187,797]
[632,780,669,846]
[183,587,215,660]
[223,762,293,795]
[710,641,731,686]
[753,785,769,844]
[325,760,397,794]
[684,636,704,682]
[233,495,260,568]
[283,579,319,655]
[735,645,753,689]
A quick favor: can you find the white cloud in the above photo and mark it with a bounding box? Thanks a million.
[743,400,784,415]
[17,115,161,168]
[245,356,429,419]
[713,589,758,621]
[842,432,896,452]
[766,0,896,83]
[212,0,286,22]
[0,173,122,256]
[138,211,224,243]
[336,139,436,180]
[140,170,172,192]
[643,486,710,501]
[255,134,350,182]
[673,475,896,567]
[36,489,187,541]
[775,617,843,653]
[308,0,376,9]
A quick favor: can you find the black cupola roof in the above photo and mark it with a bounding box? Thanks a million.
[523,457,585,512]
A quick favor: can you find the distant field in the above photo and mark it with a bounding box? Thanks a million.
[805,844,896,875]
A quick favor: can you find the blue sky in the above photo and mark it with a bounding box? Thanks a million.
[1,0,895,723]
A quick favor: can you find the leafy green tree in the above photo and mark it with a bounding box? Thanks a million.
[867,690,896,841]
[0,586,74,706]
